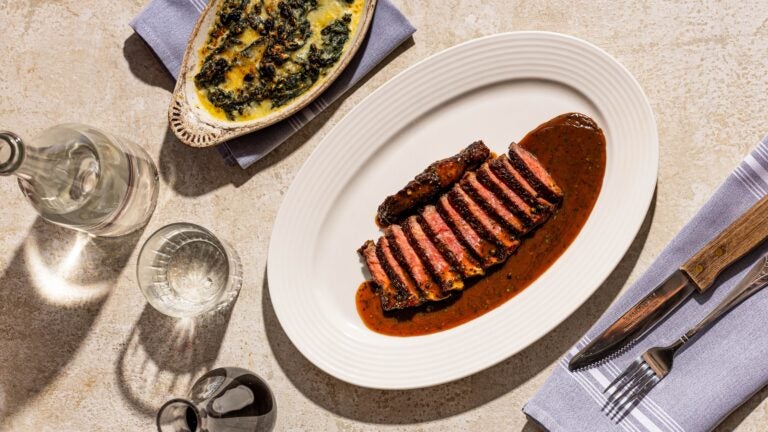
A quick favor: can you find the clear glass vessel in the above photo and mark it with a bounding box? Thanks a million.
[137,223,242,318]
[0,124,158,237]
[157,367,276,432]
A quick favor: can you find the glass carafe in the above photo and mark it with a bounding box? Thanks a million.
[0,124,158,236]
[157,367,276,432]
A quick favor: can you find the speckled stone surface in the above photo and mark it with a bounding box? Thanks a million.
[1,1,768,430]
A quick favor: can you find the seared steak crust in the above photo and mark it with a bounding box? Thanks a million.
[476,163,540,227]
[461,171,527,235]
[507,143,563,204]
[419,207,484,278]
[447,186,518,253]
[403,216,464,292]
[387,225,447,301]
[358,240,397,311]
[376,141,491,226]
[490,156,553,211]
[437,195,503,267]
[377,236,424,309]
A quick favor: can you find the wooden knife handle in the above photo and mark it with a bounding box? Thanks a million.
[681,194,768,292]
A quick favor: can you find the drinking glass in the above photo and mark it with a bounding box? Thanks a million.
[137,223,242,317]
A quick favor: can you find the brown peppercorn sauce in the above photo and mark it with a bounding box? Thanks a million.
[357,115,607,336]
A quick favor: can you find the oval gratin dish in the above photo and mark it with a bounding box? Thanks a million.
[169,0,377,147]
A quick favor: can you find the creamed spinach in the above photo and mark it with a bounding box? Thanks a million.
[194,0,360,120]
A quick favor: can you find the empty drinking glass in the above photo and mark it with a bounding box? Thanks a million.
[137,223,242,317]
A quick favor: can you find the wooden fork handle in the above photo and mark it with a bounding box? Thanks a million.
[681,194,768,292]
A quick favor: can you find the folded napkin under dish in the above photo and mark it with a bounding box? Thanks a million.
[130,0,415,169]
[525,135,768,431]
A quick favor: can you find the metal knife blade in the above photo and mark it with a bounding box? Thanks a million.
[568,193,768,371]
[568,270,695,371]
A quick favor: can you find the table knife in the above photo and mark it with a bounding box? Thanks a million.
[568,194,768,371]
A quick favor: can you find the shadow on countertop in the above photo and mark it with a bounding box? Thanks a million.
[123,32,415,198]
[115,298,236,417]
[123,33,175,93]
[0,217,141,422]
[260,193,657,424]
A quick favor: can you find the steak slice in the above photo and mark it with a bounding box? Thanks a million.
[490,155,554,210]
[358,240,401,310]
[476,162,545,227]
[420,206,484,278]
[448,186,519,253]
[376,141,491,226]
[403,216,464,292]
[437,195,504,267]
[507,143,563,204]
[387,225,448,301]
[461,171,528,234]
[377,236,424,309]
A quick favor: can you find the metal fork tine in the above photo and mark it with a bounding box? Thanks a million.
[612,369,660,422]
[632,372,659,402]
[604,359,641,394]
[605,362,648,406]
[603,363,653,418]
[609,367,655,417]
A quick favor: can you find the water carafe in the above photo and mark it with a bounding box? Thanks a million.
[157,367,276,432]
[0,124,158,236]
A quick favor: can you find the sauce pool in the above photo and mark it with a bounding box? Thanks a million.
[357,114,607,336]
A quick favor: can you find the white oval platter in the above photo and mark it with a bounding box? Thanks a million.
[267,32,658,389]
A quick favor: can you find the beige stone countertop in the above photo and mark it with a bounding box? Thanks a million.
[2,0,768,430]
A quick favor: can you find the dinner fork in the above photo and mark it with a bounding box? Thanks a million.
[602,254,768,420]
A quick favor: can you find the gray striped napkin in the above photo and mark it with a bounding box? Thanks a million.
[525,135,768,431]
[130,0,415,168]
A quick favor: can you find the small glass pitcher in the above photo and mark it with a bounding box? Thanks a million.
[157,367,276,432]
[0,124,158,237]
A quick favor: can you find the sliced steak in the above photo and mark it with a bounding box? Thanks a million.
[358,240,400,310]
[361,125,568,311]
[403,216,464,292]
[419,206,484,278]
[461,171,528,234]
[447,186,519,253]
[476,162,545,227]
[507,143,563,204]
[387,225,447,301]
[490,155,554,210]
[436,195,504,267]
[376,141,491,226]
[377,236,424,309]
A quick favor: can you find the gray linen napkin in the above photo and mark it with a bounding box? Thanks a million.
[130,0,415,168]
[524,135,768,431]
